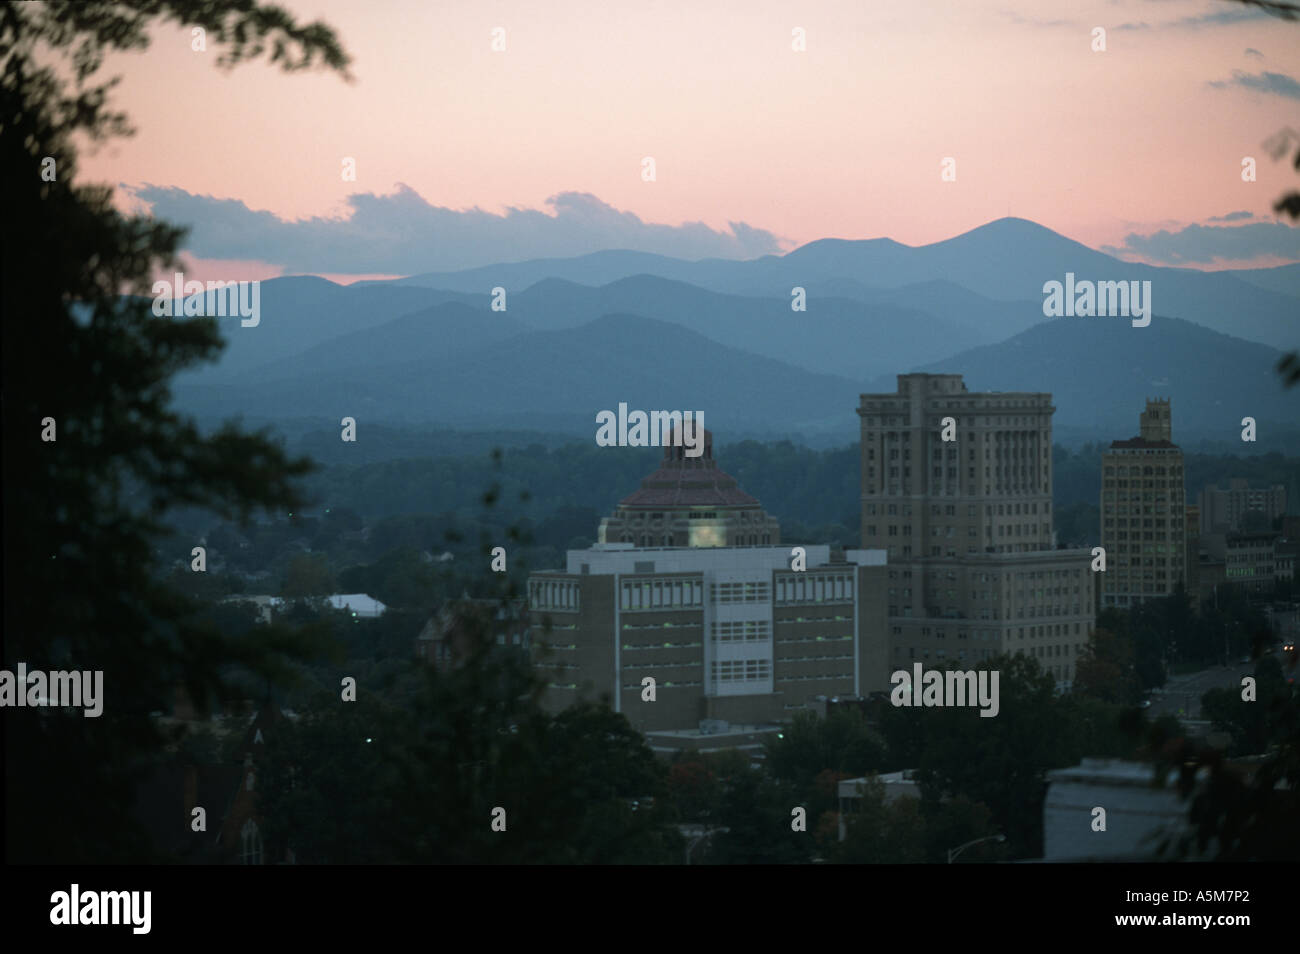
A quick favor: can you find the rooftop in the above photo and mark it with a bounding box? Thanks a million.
[615,429,764,510]
[1108,438,1179,450]
[550,544,886,576]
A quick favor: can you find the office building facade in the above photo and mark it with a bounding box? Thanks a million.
[1198,479,1287,534]
[858,374,1095,688]
[528,544,889,733]
[1100,399,1187,609]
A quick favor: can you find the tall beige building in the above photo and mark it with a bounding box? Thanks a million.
[858,374,1095,689]
[1100,399,1187,609]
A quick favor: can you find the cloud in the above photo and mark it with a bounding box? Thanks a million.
[1245,47,1264,57]
[1173,8,1274,27]
[1207,210,1256,222]
[126,185,784,275]
[1115,6,1273,31]
[1208,69,1300,100]
[1101,221,1300,264]
[996,10,1078,28]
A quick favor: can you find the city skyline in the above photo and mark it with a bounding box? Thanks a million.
[6,0,1298,888]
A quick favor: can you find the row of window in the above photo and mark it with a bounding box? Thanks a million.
[775,574,853,605]
[865,501,1052,518]
[529,580,581,612]
[621,579,705,611]
[712,620,770,641]
[776,672,852,682]
[711,582,770,603]
[867,486,1047,497]
[621,660,697,670]
[622,620,699,630]
[780,653,854,664]
[1106,506,1183,517]
[712,659,771,682]
[868,466,1047,481]
[1104,465,1183,476]
[896,647,997,660]
[622,641,701,651]
[900,622,1087,640]
[864,423,1048,436]
[775,634,853,644]
[861,405,1045,424]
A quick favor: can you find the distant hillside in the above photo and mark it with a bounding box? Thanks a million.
[176,276,480,382]
[1229,263,1300,298]
[437,274,1011,380]
[175,305,1300,451]
[232,301,529,382]
[174,313,866,441]
[214,275,1044,407]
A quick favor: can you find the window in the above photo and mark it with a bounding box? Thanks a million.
[712,620,770,642]
[711,659,771,683]
[241,819,263,865]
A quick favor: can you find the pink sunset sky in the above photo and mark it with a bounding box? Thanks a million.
[60,0,1300,284]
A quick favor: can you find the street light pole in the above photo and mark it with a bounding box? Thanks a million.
[947,833,1006,864]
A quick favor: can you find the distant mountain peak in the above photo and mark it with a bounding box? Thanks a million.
[787,235,909,256]
[942,216,1083,248]
[267,274,342,288]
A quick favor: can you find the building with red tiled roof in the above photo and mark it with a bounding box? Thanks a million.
[598,430,781,548]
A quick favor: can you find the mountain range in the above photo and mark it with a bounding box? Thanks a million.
[167,216,1300,450]
[381,218,1300,351]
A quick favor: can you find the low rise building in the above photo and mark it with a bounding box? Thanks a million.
[415,597,529,670]
[1198,479,1287,533]
[1203,531,1280,596]
[1042,758,1199,861]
